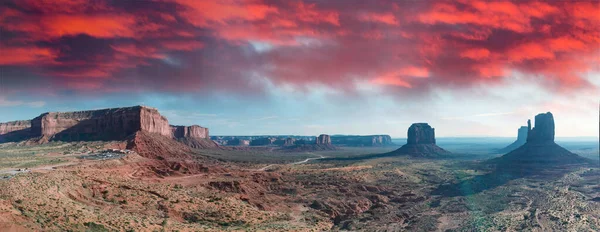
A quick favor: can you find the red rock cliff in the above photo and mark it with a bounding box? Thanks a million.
[0,120,31,135]
[27,106,171,141]
[171,125,209,139]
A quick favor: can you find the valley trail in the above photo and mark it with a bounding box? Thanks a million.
[257,153,326,171]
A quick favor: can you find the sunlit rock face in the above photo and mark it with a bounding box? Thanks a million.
[330,135,394,147]
[171,125,209,139]
[25,106,171,141]
[316,134,332,145]
[406,123,436,145]
[0,106,217,149]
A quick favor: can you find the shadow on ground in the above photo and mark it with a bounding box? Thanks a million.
[431,164,590,197]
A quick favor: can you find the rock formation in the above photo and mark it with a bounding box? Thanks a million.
[389,123,451,158]
[526,112,555,144]
[284,138,296,146]
[0,120,32,142]
[407,123,436,145]
[0,105,218,150]
[489,112,590,169]
[171,125,209,139]
[250,138,275,146]
[280,134,335,152]
[227,138,250,146]
[330,135,394,147]
[171,125,217,149]
[316,134,331,145]
[498,126,528,153]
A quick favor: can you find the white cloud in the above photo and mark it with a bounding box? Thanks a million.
[0,97,45,108]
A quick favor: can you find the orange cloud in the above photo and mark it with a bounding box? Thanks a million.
[359,12,399,25]
[0,46,57,65]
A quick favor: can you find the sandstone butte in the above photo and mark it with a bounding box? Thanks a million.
[0,105,218,152]
[490,112,590,167]
[389,123,451,158]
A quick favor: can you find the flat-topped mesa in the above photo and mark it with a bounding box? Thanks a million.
[171,125,209,139]
[526,112,555,144]
[0,105,218,148]
[389,123,450,158]
[316,134,331,145]
[0,120,32,142]
[330,135,394,146]
[27,106,172,141]
[407,123,436,145]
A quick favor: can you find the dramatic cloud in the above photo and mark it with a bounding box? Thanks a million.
[0,0,598,98]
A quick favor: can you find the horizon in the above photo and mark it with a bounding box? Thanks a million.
[1,0,599,137]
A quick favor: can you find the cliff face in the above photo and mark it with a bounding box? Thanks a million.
[330,135,394,146]
[526,112,555,144]
[0,106,217,149]
[0,120,30,134]
[390,123,450,158]
[407,123,436,145]
[0,120,32,142]
[498,126,528,153]
[26,106,171,141]
[490,112,589,169]
[171,125,216,149]
[171,125,209,139]
[250,138,275,146]
[316,134,332,145]
[284,138,296,146]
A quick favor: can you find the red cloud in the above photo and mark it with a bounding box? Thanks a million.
[0,0,597,96]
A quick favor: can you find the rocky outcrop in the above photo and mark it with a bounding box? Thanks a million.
[526,112,555,144]
[171,125,209,139]
[490,112,590,170]
[0,120,32,142]
[407,123,436,145]
[227,138,250,146]
[171,125,216,149]
[0,105,219,151]
[284,138,296,146]
[250,138,275,146]
[331,135,394,147]
[316,134,332,145]
[498,126,528,153]
[280,134,336,152]
[26,106,172,141]
[389,123,450,158]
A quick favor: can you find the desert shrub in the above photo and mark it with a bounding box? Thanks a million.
[83,222,109,232]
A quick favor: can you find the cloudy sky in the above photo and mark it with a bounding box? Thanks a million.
[0,0,598,137]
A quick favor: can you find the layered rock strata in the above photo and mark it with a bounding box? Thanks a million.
[389,123,451,158]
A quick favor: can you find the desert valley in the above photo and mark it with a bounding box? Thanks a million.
[0,106,597,231]
[1,0,599,231]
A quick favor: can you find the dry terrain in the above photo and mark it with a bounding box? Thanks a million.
[0,142,598,231]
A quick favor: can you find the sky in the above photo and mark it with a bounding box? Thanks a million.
[0,0,598,137]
